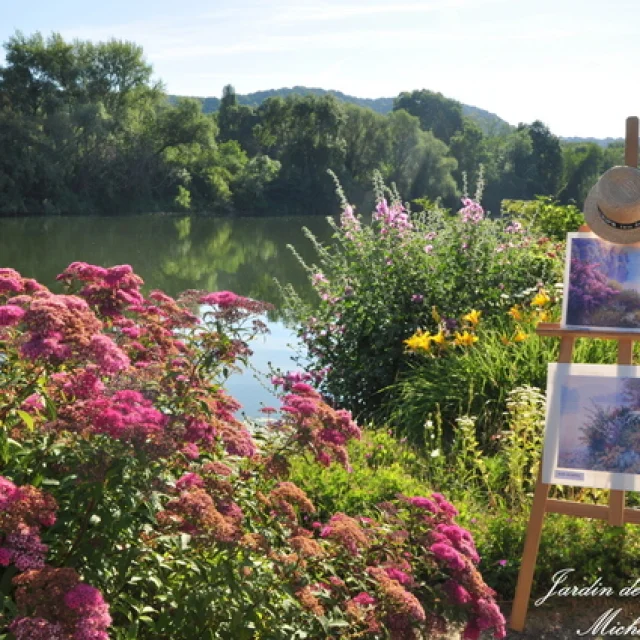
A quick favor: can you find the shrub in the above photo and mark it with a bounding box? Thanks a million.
[0,264,505,639]
[289,429,432,519]
[501,196,584,241]
[282,178,563,423]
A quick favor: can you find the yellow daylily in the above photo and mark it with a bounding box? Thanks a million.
[431,306,441,323]
[432,330,448,346]
[463,309,482,326]
[508,305,522,321]
[404,329,433,352]
[454,331,479,347]
[513,329,528,342]
[531,290,551,307]
[537,310,550,323]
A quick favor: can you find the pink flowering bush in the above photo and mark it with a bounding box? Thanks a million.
[282,178,562,422]
[0,262,505,638]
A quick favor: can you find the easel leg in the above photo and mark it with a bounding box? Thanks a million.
[509,473,550,631]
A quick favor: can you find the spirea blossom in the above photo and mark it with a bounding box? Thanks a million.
[0,304,25,327]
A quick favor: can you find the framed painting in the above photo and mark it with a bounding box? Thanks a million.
[543,363,640,491]
[562,232,640,332]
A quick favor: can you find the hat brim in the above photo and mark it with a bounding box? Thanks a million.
[583,183,640,245]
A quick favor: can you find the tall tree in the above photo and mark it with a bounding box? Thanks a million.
[449,117,487,192]
[520,120,563,196]
[256,94,347,213]
[217,84,259,154]
[393,89,464,144]
[386,110,457,203]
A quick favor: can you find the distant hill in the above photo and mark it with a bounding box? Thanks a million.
[168,86,510,135]
[560,136,624,148]
[168,88,621,145]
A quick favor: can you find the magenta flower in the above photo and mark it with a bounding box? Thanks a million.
[430,542,466,572]
[352,592,376,606]
[199,291,240,308]
[176,473,205,491]
[0,304,25,327]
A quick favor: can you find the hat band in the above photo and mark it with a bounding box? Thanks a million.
[598,205,640,230]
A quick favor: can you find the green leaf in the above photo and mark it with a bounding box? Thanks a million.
[16,410,34,431]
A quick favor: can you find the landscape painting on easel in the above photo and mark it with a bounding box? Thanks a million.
[543,363,640,491]
[562,232,640,332]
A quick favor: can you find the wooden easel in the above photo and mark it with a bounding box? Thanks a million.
[509,116,640,631]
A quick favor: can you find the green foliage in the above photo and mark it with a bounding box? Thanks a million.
[174,185,191,211]
[389,317,557,444]
[471,509,640,600]
[501,196,584,240]
[289,429,430,519]
[2,30,622,217]
[283,181,560,423]
[393,89,464,144]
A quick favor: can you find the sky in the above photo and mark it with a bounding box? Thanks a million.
[2,0,640,137]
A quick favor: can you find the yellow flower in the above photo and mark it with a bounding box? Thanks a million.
[463,309,482,326]
[508,305,522,321]
[404,329,433,352]
[454,331,479,347]
[537,310,550,323]
[513,329,528,342]
[431,306,441,323]
[432,330,447,346]
[531,290,551,307]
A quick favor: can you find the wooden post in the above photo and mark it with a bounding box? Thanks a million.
[509,336,573,631]
[625,116,639,168]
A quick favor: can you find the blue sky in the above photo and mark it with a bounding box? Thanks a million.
[3,0,639,137]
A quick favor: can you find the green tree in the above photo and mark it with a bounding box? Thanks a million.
[521,120,563,196]
[386,110,457,203]
[217,84,260,154]
[558,142,603,205]
[256,94,347,213]
[449,117,487,191]
[393,89,464,144]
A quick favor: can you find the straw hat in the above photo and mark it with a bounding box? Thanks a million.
[583,166,640,244]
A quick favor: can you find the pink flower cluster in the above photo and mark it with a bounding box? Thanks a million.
[402,492,507,639]
[14,292,105,362]
[0,477,57,572]
[320,513,368,555]
[55,387,167,443]
[0,478,110,639]
[368,565,426,634]
[57,262,144,318]
[373,199,413,234]
[156,487,242,544]
[11,567,111,640]
[459,198,485,223]
[340,205,362,240]
[64,583,112,640]
[199,290,273,324]
[277,382,362,470]
[0,268,45,298]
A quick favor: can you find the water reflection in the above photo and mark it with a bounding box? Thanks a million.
[0,213,333,414]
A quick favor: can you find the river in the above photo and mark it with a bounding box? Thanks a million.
[0,214,333,416]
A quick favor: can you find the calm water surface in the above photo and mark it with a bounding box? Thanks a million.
[0,214,333,415]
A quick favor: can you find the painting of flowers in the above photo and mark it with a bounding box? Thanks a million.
[562,232,640,331]
[543,363,640,491]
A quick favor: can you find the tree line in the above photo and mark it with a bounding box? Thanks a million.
[0,32,625,216]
